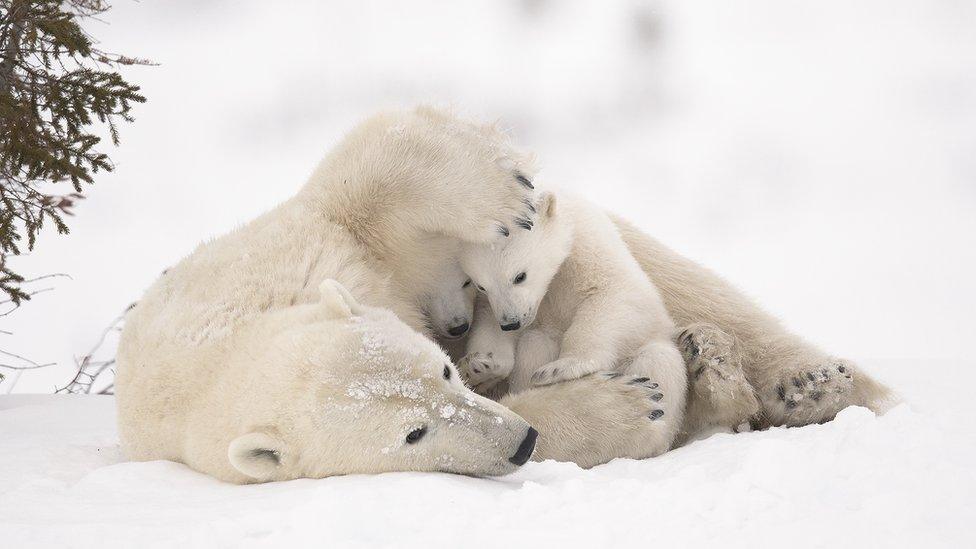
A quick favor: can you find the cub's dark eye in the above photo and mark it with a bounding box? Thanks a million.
[513,272,527,284]
[462,279,471,289]
[443,364,452,380]
[406,426,428,444]
[477,285,486,293]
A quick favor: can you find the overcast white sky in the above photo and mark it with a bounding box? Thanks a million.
[4,0,975,392]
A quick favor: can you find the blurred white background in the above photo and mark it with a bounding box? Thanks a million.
[4,0,975,392]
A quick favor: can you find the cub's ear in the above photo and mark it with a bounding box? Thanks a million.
[228,431,286,482]
[319,279,362,319]
[538,191,557,219]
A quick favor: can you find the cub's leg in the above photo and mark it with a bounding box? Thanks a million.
[500,372,673,468]
[616,339,688,455]
[676,323,760,440]
[508,328,560,394]
[530,295,628,386]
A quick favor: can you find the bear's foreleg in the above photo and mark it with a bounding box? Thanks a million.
[500,372,675,467]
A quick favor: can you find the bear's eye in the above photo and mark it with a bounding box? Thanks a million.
[462,279,471,289]
[443,364,452,380]
[476,284,486,293]
[405,426,427,444]
[513,272,527,285]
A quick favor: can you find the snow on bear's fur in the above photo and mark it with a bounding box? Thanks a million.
[457,190,688,458]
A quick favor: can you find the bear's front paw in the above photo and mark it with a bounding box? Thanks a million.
[469,170,538,244]
[531,357,599,386]
[458,352,512,395]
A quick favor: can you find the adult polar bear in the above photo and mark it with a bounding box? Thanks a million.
[115,106,666,482]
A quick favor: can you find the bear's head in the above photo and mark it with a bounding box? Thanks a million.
[221,280,536,483]
[421,259,476,340]
[459,191,572,331]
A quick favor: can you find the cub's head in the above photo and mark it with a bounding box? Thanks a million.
[459,192,572,331]
[224,280,536,483]
[421,260,476,340]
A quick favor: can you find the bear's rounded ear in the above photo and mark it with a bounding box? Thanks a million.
[319,279,362,319]
[228,431,285,482]
[538,191,557,219]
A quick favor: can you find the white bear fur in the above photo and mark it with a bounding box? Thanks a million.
[116,107,550,483]
[609,215,897,428]
[457,190,688,459]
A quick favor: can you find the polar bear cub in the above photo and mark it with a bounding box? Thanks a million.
[458,191,688,456]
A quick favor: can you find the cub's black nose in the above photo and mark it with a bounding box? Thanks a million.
[509,427,538,466]
[500,320,521,331]
[446,322,469,337]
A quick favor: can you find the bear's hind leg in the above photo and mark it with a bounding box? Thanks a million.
[756,353,855,426]
[676,323,760,440]
[751,339,896,427]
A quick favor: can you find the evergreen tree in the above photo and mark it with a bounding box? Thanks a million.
[0,0,149,304]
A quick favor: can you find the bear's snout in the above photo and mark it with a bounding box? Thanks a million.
[446,322,469,337]
[508,427,538,466]
[500,320,521,331]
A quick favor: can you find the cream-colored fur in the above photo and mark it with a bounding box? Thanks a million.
[458,191,688,463]
[611,215,897,429]
[115,107,547,483]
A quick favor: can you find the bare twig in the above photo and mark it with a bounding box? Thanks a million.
[56,307,129,394]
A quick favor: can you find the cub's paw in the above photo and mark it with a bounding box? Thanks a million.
[458,352,512,395]
[676,323,760,424]
[531,357,600,386]
[767,358,857,425]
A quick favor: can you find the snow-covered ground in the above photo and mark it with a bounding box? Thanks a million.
[2,358,974,547]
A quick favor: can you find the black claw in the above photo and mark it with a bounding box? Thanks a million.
[497,225,510,237]
[785,400,798,409]
[792,377,803,388]
[648,382,659,389]
[522,198,536,213]
[777,384,786,401]
[628,377,650,384]
[694,365,706,380]
[604,372,623,379]
[515,173,534,189]
[514,217,533,230]
[810,391,824,402]
[649,409,665,420]
[651,393,664,401]
[552,368,561,376]
[837,365,847,373]
[806,372,816,382]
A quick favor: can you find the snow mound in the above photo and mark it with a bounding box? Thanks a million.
[1,385,973,548]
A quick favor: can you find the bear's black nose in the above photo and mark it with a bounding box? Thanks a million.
[447,322,469,337]
[500,320,521,331]
[509,427,538,466]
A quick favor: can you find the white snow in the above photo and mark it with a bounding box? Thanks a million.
[2,362,974,548]
[2,1,974,546]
